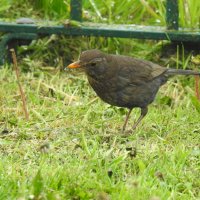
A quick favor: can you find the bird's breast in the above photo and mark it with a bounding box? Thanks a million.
[87,76,120,105]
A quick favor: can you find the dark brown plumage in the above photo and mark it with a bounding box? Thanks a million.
[67,49,200,132]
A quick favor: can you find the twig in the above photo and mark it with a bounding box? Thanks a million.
[191,56,200,101]
[10,49,29,120]
[195,75,200,101]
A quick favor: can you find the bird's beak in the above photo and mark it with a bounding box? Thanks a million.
[67,61,81,69]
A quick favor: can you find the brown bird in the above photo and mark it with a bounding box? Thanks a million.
[67,50,200,132]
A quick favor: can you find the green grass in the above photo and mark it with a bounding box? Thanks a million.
[0,0,200,199]
[0,65,199,199]
[1,0,200,28]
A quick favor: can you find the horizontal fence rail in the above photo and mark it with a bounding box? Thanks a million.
[0,22,200,42]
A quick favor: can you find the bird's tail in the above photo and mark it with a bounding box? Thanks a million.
[167,68,200,76]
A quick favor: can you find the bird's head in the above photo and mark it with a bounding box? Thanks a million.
[67,49,108,79]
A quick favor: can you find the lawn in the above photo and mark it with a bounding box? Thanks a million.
[0,0,200,199]
[0,64,199,199]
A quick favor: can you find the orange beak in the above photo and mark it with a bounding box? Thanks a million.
[67,61,81,69]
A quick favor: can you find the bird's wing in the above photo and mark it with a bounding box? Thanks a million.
[114,55,167,83]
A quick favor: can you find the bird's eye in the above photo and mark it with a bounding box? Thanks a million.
[90,62,96,67]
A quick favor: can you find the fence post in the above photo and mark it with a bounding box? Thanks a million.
[70,0,82,22]
[166,0,179,30]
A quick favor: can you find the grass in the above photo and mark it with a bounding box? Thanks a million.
[1,0,200,28]
[0,65,200,199]
[0,0,200,199]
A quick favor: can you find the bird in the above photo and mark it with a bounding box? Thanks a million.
[67,49,200,133]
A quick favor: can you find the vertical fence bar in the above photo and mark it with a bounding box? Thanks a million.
[70,0,82,21]
[166,0,179,30]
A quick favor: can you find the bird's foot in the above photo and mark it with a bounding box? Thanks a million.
[121,128,135,136]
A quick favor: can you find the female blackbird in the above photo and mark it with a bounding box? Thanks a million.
[67,50,200,132]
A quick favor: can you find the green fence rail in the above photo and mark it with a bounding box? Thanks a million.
[0,0,200,64]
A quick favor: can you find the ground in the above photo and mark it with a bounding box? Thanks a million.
[0,65,199,199]
[0,0,200,199]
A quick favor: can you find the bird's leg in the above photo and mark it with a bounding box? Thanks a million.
[122,108,133,132]
[132,107,148,130]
